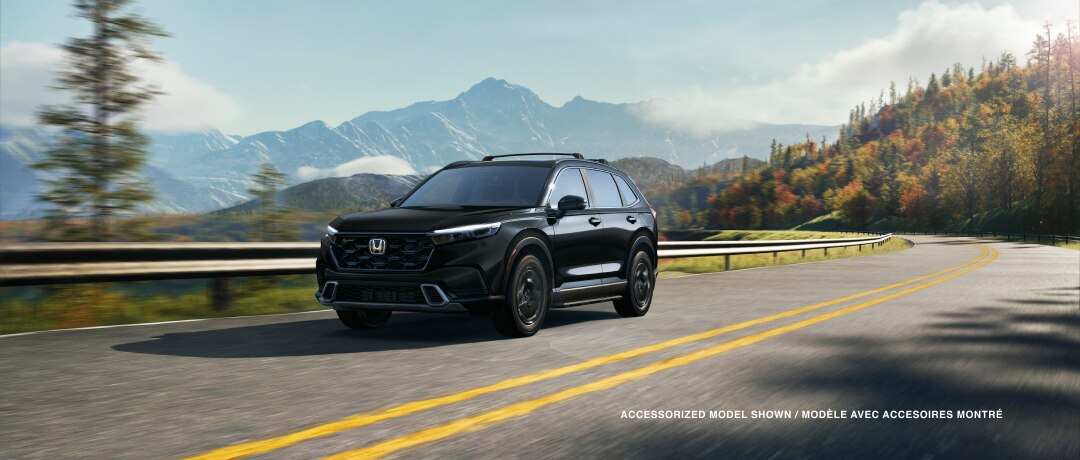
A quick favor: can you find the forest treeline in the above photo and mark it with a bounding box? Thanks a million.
[699,25,1079,234]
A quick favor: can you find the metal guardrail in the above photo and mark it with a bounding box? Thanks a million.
[893,231,1079,244]
[657,233,892,271]
[0,234,892,288]
[0,242,318,287]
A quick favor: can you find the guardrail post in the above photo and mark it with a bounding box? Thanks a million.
[772,251,778,263]
[801,249,806,258]
[724,255,730,271]
[823,247,828,256]
[210,278,232,311]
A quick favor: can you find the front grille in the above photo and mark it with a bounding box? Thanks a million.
[336,284,424,304]
[331,234,434,271]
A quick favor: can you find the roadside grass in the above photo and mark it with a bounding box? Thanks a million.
[0,275,323,335]
[659,231,912,278]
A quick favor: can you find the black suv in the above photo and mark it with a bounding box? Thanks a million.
[315,153,657,337]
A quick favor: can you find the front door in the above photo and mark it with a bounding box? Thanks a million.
[548,168,605,289]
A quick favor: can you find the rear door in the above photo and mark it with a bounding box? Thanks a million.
[583,169,640,283]
[548,168,605,289]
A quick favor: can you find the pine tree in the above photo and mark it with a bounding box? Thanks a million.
[926,73,940,96]
[32,0,169,241]
[248,162,296,241]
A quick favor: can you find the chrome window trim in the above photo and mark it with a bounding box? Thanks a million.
[541,167,591,209]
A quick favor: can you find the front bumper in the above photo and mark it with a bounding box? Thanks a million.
[316,230,513,313]
[315,265,501,313]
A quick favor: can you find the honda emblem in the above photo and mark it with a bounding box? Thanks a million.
[368,238,387,255]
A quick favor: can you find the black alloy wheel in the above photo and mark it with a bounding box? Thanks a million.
[494,254,550,337]
[614,250,654,317]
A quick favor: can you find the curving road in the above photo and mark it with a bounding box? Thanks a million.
[1,236,1077,459]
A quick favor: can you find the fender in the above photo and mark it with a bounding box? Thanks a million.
[622,232,656,279]
[500,233,553,296]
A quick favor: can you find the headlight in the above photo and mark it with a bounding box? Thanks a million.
[428,222,501,245]
[325,225,338,243]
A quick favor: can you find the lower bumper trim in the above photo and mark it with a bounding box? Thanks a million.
[323,299,469,313]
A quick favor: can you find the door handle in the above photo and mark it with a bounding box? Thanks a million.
[588,217,602,226]
[626,215,637,224]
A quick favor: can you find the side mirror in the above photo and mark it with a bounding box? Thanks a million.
[557,195,587,213]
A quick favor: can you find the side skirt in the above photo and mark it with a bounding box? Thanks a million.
[551,281,626,308]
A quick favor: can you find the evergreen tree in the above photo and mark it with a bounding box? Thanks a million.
[926,73,940,96]
[248,162,297,241]
[32,0,169,241]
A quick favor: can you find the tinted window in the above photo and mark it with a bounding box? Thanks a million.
[401,165,549,207]
[586,169,622,208]
[550,168,588,209]
[613,175,638,206]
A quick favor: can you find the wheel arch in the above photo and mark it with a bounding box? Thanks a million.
[628,228,657,264]
[621,229,657,281]
[500,230,554,296]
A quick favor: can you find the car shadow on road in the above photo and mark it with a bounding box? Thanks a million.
[112,308,622,358]
[566,287,1080,459]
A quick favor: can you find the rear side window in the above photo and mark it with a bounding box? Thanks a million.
[585,169,622,208]
[613,175,638,206]
[550,168,588,208]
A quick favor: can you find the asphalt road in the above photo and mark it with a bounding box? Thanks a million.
[1,236,1077,459]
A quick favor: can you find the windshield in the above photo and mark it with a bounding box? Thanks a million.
[400,165,551,207]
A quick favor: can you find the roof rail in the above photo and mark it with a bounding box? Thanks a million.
[481,153,584,161]
[588,158,609,164]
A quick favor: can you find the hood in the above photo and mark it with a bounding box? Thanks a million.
[330,206,536,233]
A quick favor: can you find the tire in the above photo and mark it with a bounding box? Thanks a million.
[614,249,654,317]
[493,254,550,337]
[336,309,392,329]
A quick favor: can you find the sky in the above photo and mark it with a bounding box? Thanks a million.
[1,0,1077,135]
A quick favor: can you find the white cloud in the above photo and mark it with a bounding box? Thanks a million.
[0,41,242,132]
[297,155,418,181]
[637,1,1041,133]
[0,42,65,126]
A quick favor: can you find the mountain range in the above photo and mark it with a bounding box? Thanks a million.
[0,77,835,219]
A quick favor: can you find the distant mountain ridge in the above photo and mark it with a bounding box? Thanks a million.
[218,173,421,214]
[1,77,834,219]
[220,156,760,214]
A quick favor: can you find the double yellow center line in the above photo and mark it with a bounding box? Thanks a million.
[189,244,995,460]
